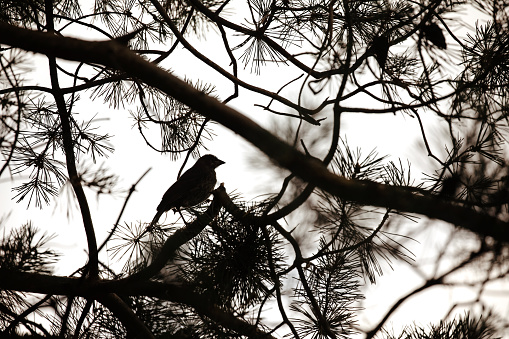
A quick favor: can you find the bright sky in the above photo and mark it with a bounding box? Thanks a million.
[1,1,508,337]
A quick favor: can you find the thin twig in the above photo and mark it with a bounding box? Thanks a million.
[98,168,152,254]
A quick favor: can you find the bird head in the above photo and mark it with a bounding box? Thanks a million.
[196,154,225,169]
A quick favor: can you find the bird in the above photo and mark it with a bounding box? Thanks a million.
[149,154,225,228]
[369,35,390,72]
[421,22,447,49]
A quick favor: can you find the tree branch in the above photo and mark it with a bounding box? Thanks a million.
[96,293,155,338]
[1,22,508,242]
[0,270,274,338]
[43,0,99,277]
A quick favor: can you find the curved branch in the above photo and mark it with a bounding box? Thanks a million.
[43,1,98,277]
[149,0,320,124]
[365,247,487,338]
[0,270,275,338]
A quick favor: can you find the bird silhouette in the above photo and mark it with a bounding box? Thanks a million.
[421,23,447,49]
[369,35,390,71]
[149,154,224,228]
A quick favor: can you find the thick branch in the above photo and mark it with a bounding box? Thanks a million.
[0,270,274,338]
[97,294,155,339]
[1,22,508,242]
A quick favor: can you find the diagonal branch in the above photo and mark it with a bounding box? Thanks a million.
[1,22,508,242]
[97,293,155,339]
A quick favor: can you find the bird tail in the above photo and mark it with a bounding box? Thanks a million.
[148,210,163,230]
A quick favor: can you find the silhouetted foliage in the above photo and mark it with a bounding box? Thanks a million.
[1,0,509,337]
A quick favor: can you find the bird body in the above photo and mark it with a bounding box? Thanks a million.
[421,23,447,49]
[150,154,224,227]
[370,35,390,71]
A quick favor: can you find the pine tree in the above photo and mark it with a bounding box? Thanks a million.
[1,0,509,337]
